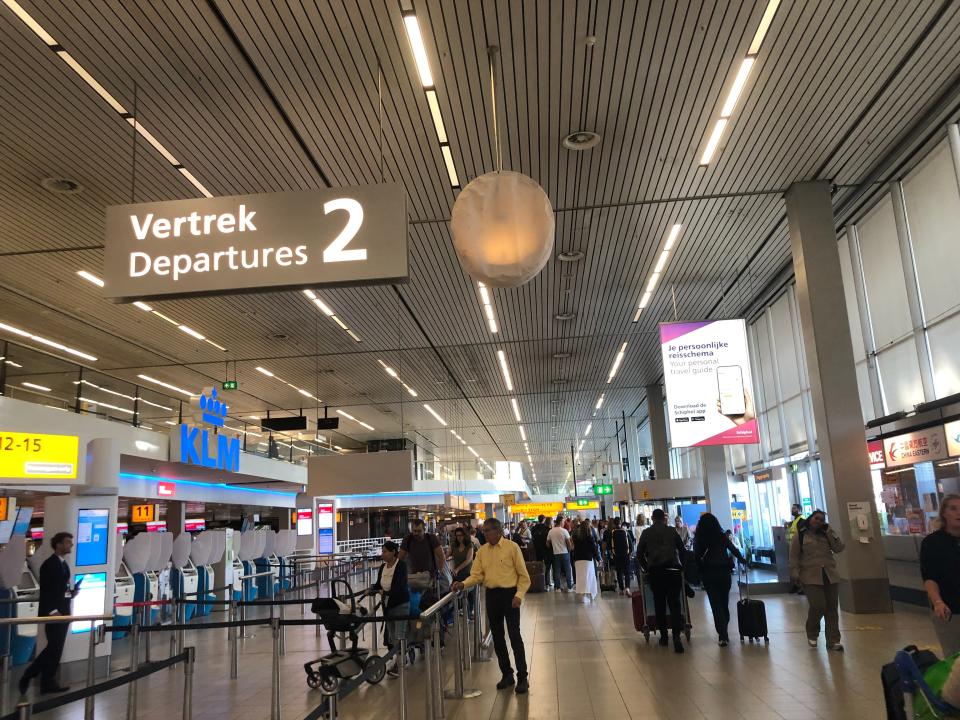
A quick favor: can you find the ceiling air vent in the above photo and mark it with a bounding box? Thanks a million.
[41,177,83,194]
[562,131,600,151]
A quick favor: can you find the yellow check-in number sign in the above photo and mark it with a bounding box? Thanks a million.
[0,432,79,480]
[131,505,155,523]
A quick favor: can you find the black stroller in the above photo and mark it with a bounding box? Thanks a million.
[304,579,387,695]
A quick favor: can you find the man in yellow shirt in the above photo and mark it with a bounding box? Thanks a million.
[452,517,531,694]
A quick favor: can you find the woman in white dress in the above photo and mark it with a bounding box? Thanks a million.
[571,520,601,602]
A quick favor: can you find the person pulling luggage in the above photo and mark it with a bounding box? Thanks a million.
[637,509,687,653]
[694,513,746,646]
[789,509,845,651]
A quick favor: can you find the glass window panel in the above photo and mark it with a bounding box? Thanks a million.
[771,294,801,397]
[928,313,960,398]
[902,139,960,321]
[838,234,867,361]
[730,443,747,473]
[876,338,925,413]
[754,317,777,411]
[858,194,913,348]
[783,396,807,454]
[765,410,783,458]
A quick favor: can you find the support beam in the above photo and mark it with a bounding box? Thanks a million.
[785,180,891,613]
[645,384,670,479]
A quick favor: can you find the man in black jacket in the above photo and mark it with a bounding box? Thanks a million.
[20,532,78,695]
[637,509,687,653]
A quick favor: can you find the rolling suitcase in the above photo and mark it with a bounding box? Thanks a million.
[631,589,645,632]
[881,645,940,720]
[736,569,769,643]
[526,561,546,593]
[599,563,617,592]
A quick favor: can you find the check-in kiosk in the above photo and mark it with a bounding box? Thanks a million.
[0,530,39,666]
[275,530,296,591]
[123,533,152,627]
[254,530,278,598]
[210,528,234,610]
[231,532,248,602]
[170,534,197,622]
[113,549,136,638]
[190,532,215,617]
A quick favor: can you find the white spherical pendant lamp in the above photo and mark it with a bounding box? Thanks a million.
[450,171,555,288]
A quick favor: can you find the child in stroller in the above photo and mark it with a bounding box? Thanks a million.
[303,578,386,695]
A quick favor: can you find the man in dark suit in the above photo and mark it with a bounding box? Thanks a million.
[19,532,77,695]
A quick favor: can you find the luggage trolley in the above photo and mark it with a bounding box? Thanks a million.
[634,569,692,643]
[304,579,387,695]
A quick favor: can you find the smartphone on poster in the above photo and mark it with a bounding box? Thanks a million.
[717,365,746,417]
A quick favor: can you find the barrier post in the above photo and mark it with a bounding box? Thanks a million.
[239,579,250,639]
[314,573,322,637]
[445,594,480,700]
[279,596,286,656]
[270,618,282,720]
[397,636,408,720]
[229,600,239,679]
[432,617,445,720]
[422,620,435,720]
[143,605,152,664]
[182,645,195,720]
[126,622,140,720]
[15,700,30,720]
[83,621,97,720]
[177,601,185,655]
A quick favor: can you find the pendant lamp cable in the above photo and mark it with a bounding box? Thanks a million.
[130,81,138,203]
[488,46,502,173]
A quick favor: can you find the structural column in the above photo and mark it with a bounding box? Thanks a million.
[166,501,186,537]
[645,383,671,480]
[623,416,644,483]
[785,180,891,613]
[702,447,733,528]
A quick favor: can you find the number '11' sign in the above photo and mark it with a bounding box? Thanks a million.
[103,183,408,303]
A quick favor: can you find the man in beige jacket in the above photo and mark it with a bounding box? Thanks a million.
[789,509,846,650]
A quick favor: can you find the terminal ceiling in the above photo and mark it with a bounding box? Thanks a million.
[1,0,959,494]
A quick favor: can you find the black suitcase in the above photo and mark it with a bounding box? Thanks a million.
[881,645,940,720]
[737,570,768,642]
[526,561,546,593]
[682,550,701,587]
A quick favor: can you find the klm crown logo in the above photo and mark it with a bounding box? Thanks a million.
[199,387,227,428]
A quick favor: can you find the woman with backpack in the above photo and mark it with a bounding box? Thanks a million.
[694,512,746,647]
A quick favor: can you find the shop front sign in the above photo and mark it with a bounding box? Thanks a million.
[104,183,408,301]
[944,420,960,457]
[867,439,885,468]
[883,426,948,468]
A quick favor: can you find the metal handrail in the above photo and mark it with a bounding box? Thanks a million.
[0,613,112,625]
[237,571,274,580]
[419,590,459,619]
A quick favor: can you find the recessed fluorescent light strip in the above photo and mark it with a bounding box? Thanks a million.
[336,409,374,431]
[137,374,195,397]
[423,404,447,426]
[0,321,97,362]
[477,283,498,334]
[699,0,779,165]
[377,359,418,396]
[75,379,173,411]
[607,342,627,384]
[633,224,683,322]
[256,365,321,402]
[21,382,51,392]
[302,290,361,342]
[510,398,522,423]
[496,350,513,391]
[401,11,460,189]
[2,0,212,197]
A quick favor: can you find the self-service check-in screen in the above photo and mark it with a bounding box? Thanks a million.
[71,572,106,634]
[76,508,109,567]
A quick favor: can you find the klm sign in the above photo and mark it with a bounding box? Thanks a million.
[178,388,240,472]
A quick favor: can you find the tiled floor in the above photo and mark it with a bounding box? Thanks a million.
[2,586,941,719]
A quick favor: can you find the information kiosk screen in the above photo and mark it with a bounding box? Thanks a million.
[76,508,110,567]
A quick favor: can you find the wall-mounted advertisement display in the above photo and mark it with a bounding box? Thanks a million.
[75,508,109,567]
[104,184,408,302]
[659,320,760,447]
[316,503,334,553]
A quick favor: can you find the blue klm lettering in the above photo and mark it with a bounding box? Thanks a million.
[178,387,240,472]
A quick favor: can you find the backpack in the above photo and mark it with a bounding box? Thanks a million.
[531,523,549,549]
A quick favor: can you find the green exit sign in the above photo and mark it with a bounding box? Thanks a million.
[576,498,589,507]
[593,484,613,496]
[222,380,239,391]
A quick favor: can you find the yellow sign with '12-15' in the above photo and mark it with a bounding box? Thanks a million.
[0,432,79,480]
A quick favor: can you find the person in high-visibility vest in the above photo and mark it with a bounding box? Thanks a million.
[785,504,805,594]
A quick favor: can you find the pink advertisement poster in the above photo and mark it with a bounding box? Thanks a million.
[659,319,760,447]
